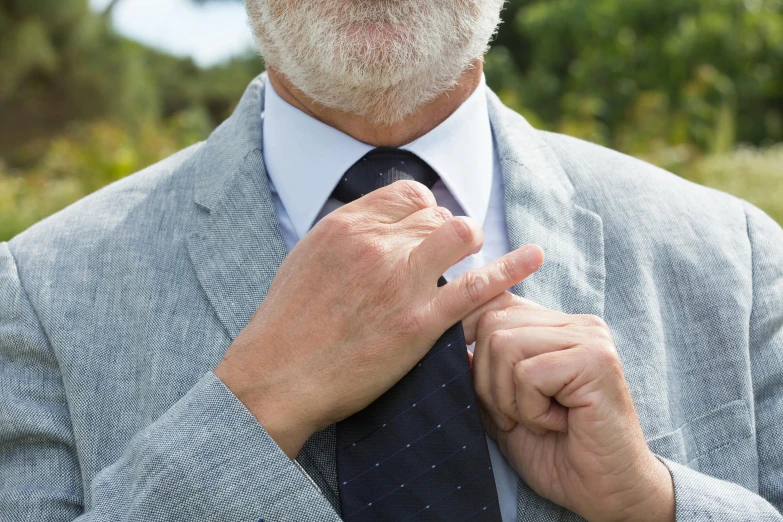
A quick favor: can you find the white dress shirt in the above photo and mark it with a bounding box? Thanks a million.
[262,75,519,522]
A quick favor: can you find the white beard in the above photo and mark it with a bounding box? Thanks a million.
[246,0,505,125]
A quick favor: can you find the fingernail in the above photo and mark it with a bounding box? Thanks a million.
[524,246,544,268]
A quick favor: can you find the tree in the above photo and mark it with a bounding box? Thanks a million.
[486,0,783,152]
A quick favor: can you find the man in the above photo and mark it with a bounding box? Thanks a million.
[0,0,781,520]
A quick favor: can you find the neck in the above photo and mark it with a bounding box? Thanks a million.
[266,60,484,148]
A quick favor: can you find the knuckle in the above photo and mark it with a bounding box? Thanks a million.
[432,206,453,222]
[498,257,521,282]
[474,377,492,404]
[477,309,505,336]
[601,353,624,380]
[449,217,478,244]
[508,304,534,318]
[518,403,536,424]
[527,408,552,429]
[578,317,613,347]
[462,271,488,305]
[398,304,428,334]
[594,326,613,343]
[500,291,526,309]
[513,360,532,384]
[359,236,389,263]
[582,331,610,354]
[393,180,434,210]
[515,295,545,310]
[416,207,452,231]
[487,330,509,358]
[319,213,350,236]
[578,314,608,329]
[592,343,620,367]
[498,398,516,418]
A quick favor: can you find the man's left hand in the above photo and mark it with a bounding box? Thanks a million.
[463,291,675,522]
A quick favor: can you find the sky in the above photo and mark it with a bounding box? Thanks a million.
[89,0,256,67]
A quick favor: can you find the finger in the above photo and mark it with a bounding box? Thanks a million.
[473,328,516,431]
[433,244,545,328]
[338,180,438,223]
[515,362,570,435]
[478,403,508,442]
[483,306,572,335]
[479,404,513,460]
[488,326,580,422]
[489,330,522,430]
[464,294,552,344]
[467,302,569,347]
[462,291,519,345]
[514,348,600,434]
[408,216,484,283]
[484,326,571,428]
[396,206,453,237]
[500,325,581,359]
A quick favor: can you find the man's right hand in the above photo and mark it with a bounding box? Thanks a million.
[214,180,545,458]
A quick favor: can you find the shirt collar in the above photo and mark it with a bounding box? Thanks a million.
[262,75,494,240]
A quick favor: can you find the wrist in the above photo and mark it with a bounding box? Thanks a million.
[612,453,675,522]
[252,396,316,459]
[214,358,316,459]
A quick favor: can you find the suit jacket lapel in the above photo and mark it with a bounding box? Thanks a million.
[186,74,286,340]
[186,149,287,339]
[487,89,606,522]
[185,73,341,513]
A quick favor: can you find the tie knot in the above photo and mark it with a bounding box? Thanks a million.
[332,148,440,204]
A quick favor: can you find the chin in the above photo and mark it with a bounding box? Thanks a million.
[344,21,410,42]
[338,21,416,70]
[247,0,504,123]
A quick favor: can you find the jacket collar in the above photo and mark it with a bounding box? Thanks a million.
[187,73,288,341]
[185,73,606,521]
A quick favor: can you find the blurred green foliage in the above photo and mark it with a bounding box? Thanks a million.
[1,0,781,241]
[487,0,783,152]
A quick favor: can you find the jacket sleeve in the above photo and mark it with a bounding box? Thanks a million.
[0,242,341,522]
[653,201,783,520]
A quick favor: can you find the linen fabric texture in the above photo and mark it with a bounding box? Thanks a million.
[1,73,783,521]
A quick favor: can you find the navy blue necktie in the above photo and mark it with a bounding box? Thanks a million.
[333,148,501,521]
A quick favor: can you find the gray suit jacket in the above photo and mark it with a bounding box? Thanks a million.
[1,73,782,521]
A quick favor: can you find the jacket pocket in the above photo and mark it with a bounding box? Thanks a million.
[645,399,754,465]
